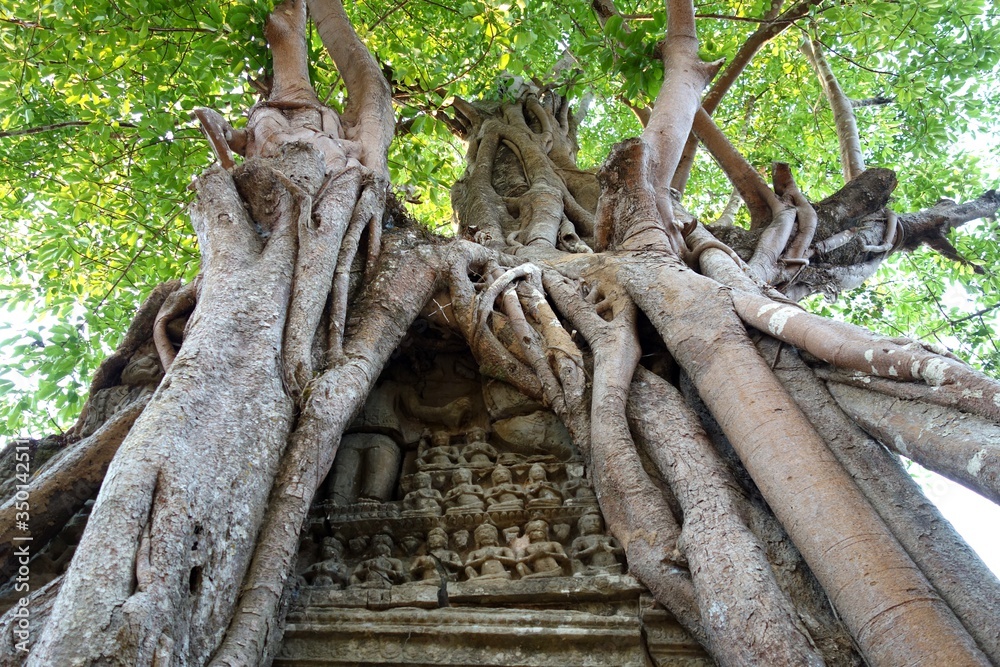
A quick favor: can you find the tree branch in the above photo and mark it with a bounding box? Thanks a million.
[622,258,989,666]
[897,190,1000,251]
[673,0,824,193]
[692,108,780,228]
[0,120,137,138]
[308,0,394,176]
[800,36,865,182]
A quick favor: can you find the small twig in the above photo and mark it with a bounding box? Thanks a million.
[0,120,137,138]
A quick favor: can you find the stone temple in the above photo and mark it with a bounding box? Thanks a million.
[0,318,710,666]
[276,323,710,666]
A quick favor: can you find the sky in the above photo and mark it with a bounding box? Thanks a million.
[917,466,1000,576]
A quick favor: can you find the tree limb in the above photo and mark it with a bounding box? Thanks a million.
[673,0,824,193]
[692,108,780,228]
[800,37,865,182]
[308,0,394,176]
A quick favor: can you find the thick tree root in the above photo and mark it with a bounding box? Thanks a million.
[619,257,989,666]
[768,340,1000,663]
[27,166,298,666]
[210,240,440,666]
[628,368,825,666]
[828,382,1000,505]
[0,397,148,585]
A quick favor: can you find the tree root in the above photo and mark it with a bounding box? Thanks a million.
[767,339,1000,663]
[0,396,149,584]
[628,367,826,666]
[153,278,200,372]
[827,382,1000,505]
[68,280,180,440]
[732,289,1000,423]
[620,256,988,666]
[209,239,439,666]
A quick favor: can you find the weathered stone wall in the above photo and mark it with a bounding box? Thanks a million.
[280,330,710,666]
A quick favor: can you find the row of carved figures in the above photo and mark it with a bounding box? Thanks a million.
[301,514,623,589]
[401,462,594,517]
[416,427,500,470]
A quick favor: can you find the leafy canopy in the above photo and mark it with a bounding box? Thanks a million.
[1,0,998,435]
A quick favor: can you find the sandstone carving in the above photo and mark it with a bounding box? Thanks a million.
[303,536,350,588]
[442,467,486,514]
[515,519,570,579]
[401,471,443,517]
[409,528,463,586]
[524,463,564,509]
[570,513,624,576]
[459,426,498,468]
[327,433,401,506]
[464,523,517,581]
[484,466,525,512]
[349,534,408,588]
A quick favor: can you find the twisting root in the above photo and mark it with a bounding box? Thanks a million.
[446,248,542,399]
[774,163,818,261]
[327,177,385,362]
[152,278,200,371]
[474,263,539,334]
[861,209,900,253]
[685,232,746,271]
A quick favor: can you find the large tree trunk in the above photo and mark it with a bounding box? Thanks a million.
[3,0,1000,665]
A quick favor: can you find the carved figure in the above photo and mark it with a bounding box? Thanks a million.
[326,433,401,506]
[484,465,525,511]
[442,467,486,514]
[120,340,165,387]
[451,529,471,552]
[76,341,164,438]
[516,519,570,579]
[464,523,517,581]
[563,472,598,506]
[416,430,462,470]
[569,513,624,575]
[349,534,408,588]
[523,464,564,509]
[400,388,472,430]
[410,528,463,585]
[459,427,497,468]
[401,471,443,517]
[303,537,350,588]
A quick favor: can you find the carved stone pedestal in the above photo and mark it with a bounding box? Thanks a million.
[276,578,711,666]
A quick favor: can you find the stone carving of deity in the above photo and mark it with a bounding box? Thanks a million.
[409,528,463,585]
[326,433,401,506]
[442,467,486,514]
[515,519,570,579]
[569,513,624,575]
[464,523,517,581]
[484,466,525,512]
[349,534,409,588]
[401,471,443,517]
[416,430,462,470]
[459,426,497,468]
[562,471,598,506]
[523,464,564,509]
[303,536,350,588]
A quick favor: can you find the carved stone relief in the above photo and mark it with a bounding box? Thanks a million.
[281,333,708,666]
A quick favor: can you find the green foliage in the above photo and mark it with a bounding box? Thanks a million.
[1,0,998,437]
